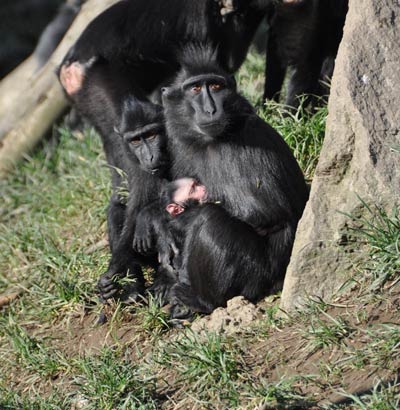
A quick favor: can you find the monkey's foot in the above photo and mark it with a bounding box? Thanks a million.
[119,282,146,304]
[97,269,145,303]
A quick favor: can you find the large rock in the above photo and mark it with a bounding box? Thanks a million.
[280,0,400,311]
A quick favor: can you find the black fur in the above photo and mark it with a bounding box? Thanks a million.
[72,62,168,301]
[58,0,268,302]
[60,0,265,98]
[161,47,309,316]
[168,200,283,315]
[262,0,348,107]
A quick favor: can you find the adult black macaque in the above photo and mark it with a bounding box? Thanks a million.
[162,47,309,312]
[223,0,348,108]
[59,0,265,101]
[158,178,284,318]
[69,61,169,301]
[263,0,348,108]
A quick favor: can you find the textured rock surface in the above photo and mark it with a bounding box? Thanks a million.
[281,0,400,311]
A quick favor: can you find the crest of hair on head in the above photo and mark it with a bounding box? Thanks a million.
[123,95,145,117]
[121,95,163,130]
[179,43,225,77]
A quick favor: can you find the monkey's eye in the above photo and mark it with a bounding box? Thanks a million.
[145,134,157,141]
[191,85,202,93]
[210,83,222,91]
[130,136,141,145]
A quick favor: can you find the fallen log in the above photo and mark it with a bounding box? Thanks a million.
[0,0,119,177]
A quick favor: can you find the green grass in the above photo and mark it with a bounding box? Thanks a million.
[302,309,353,350]
[237,49,266,105]
[347,324,400,371]
[0,312,70,378]
[259,100,327,182]
[345,200,400,290]
[72,348,159,410]
[155,331,244,405]
[0,127,110,318]
[135,293,171,336]
[333,379,400,410]
[249,377,316,409]
[0,390,71,410]
[0,52,399,409]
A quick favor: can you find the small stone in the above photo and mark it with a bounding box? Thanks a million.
[191,296,261,335]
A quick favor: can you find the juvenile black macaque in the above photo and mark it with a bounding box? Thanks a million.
[158,178,286,319]
[107,115,169,301]
[131,178,205,306]
[161,46,309,315]
[100,96,170,302]
[224,0,348,108]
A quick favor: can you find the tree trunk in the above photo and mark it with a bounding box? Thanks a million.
[0,0,119,178]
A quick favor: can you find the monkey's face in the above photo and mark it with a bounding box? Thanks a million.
[162,72,236,140]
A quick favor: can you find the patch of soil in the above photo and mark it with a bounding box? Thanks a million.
[243,287,400,406]
[24,286,400,408]
[47,304,159,359]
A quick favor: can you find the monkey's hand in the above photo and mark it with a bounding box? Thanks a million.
[133,220,155,254]
[148,266,177,306]
[169,301,195,324]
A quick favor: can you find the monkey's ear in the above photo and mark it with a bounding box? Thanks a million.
[166,203,185,217]
[161,86,181,102]
[161,87,171,98]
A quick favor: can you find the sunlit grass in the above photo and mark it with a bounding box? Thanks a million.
[345,201,400,290]
[259,100,327,181]
[0,50,398,410]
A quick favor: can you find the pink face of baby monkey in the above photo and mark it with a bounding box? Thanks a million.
[166,178,208,217]
[173,178,207,204]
